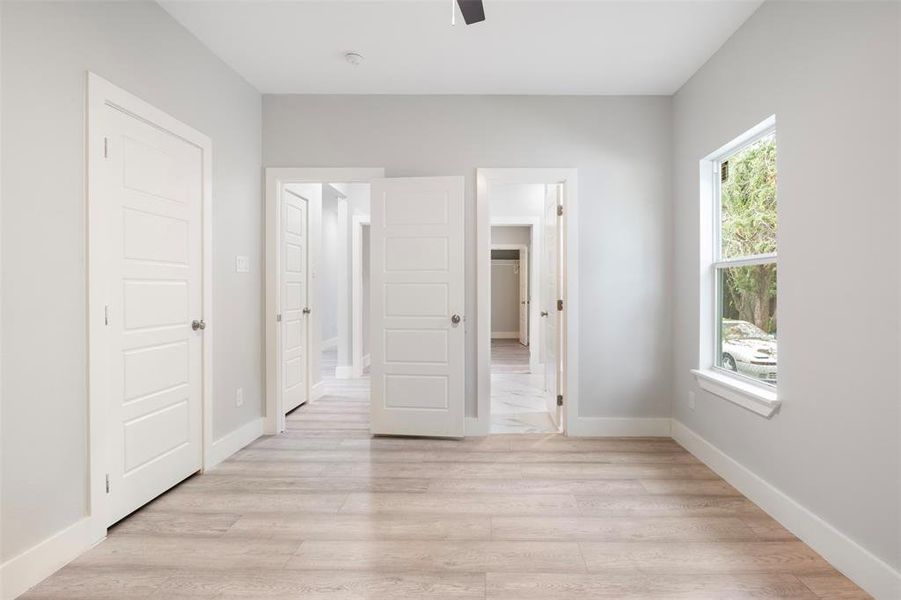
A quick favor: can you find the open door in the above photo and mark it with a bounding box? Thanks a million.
[370,176,465,438]
[518,248,529,346]
[281,186,313,414]
[543,184,563,430]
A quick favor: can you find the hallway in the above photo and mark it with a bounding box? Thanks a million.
[490,339,556,434]
[21,379,863,599]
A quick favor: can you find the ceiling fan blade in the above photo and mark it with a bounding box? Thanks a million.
[456,0,485,25]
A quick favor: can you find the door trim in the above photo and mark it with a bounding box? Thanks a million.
[86,72,213,540]
[351,215,371,378]
[264,168,384,434]
[476,168,579,436]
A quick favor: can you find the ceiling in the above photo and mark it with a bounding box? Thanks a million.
[160,0,763,95]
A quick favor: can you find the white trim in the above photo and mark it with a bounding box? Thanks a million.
[206,418,264,470]
[491,331,520,339]
[351,215,371,378]
[465,416,489,436]
[692,369,780,417]
[265,168,384,434]
[321,336,338,350]
[672,420,901,600]
[476,169,579,437]
[568,417,672,437]
[0,518,100,600]
[86,73,213,540]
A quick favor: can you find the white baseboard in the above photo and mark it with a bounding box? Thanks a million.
[465,416,489,436]
[312,381,326,401]
[491,331,519,339]
[206,417,264,470]
[672,420,901,600]
[321,336,338,350]
[568,416,671,437]
[1,517,101,600]
[334,366,353,379]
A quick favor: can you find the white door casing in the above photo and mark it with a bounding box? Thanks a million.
[544,184,563,430]
[370,176,465,438]
[91,78,208,527]
[281,188,311,413]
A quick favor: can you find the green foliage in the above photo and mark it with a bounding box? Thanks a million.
[720,137,777,333]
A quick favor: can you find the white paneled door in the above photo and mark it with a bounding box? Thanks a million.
[370,177,465,438]
[281,188,310,413]
[544,184,563,430]
[100,103,205,526]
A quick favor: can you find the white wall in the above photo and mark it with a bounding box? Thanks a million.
[672,0,900,579]
[487,182,544,218]
[362,225,371,358]
[319,191,340,346]
[490,260,521,336]
[1,0,262,563]
[263,95,673,419]
[491,225,531,246]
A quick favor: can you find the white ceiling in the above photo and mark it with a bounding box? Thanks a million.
[160,0,763,95]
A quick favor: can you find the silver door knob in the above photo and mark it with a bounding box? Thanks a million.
[451,314,461,325]
[302,307,311,315]
[540,311,548,317]
[192,319,206,331]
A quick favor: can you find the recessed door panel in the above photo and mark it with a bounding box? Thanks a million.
[280,188,310,414]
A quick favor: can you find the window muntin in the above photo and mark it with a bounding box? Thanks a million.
[712,127,777,387]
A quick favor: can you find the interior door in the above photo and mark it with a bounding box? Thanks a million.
[518,248,529,346]
[370,176,465,438]
[103,104,203,526]
[543,184,563,429]
[281,188,310,413]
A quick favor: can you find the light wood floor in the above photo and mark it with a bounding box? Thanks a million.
[23,375,868,599]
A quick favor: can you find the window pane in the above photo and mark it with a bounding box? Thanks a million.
[717,263,777,385]
[720,134,777,259]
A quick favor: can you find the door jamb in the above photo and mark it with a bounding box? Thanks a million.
[265,168,384,434]
[351,215,371,378]
[86,73,214,539]
[476,169,579,436]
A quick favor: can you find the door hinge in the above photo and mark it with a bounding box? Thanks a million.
[276,313,282,322]
[103,137,108,159]
[556,204,563,217]
[556,394,563,406]
[105,474,110,494]
[557,299,564,311]
[104,304,110,326]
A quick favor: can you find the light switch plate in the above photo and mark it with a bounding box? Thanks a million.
[235,256,250,273]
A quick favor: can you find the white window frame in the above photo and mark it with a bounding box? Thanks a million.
[693,116,780,418]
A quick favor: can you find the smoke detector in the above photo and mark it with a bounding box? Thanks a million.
[344,52,364,66]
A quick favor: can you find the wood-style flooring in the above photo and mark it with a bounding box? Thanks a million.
[22,371,869,599]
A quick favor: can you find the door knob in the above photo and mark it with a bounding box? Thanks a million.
[192,319,206,331]
[540,311,549,317]
[302,307,311,315]
[451,314,462,325]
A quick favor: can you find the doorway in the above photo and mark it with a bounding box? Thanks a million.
[265,169,384,434]
[476,168,579,436]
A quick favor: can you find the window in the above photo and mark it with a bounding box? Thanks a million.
[708,119,778,391]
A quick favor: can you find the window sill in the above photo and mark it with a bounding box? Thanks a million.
[691,369,780,418]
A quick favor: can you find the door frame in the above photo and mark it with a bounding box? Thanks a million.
[476,168,579,436]
[86,73,213,539]
[351,215,371,378]
[265,168,384,434]
[490,219,541,371]
[489,242,530,344]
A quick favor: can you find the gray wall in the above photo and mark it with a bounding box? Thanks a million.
[672,1,900,570]
[490,260,521,335]
[263,95,673,419]
[319,192,340,345]
[1,1,262,561]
